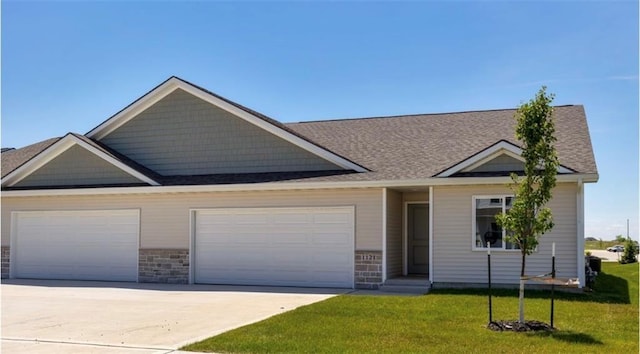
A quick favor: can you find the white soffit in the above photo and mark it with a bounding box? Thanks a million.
[1,134,160,187]
[86,77,368,172]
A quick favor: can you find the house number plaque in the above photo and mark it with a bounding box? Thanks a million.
[362,253,377,261]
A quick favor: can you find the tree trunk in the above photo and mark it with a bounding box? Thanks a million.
[519,277,525,323]
[519,251,526,323]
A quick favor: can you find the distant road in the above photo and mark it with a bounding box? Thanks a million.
[586,249,621,262]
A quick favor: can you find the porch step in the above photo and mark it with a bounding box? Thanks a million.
[380,278,431,294]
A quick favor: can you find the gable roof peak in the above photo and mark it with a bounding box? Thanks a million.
[435,139,575,177]
[1,132,161,187]
[84,77,368,173]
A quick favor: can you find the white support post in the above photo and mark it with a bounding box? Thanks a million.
[382,188,387,283]
[577,179,585,288]
[429,186,434,284]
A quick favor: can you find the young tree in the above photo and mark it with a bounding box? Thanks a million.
[495,86,559,323]
[620,239,638,264]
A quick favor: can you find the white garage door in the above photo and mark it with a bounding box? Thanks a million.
[12,210,139,281]
[194,207,354,288]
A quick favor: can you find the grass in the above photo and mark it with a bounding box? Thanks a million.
[182,262,639,353]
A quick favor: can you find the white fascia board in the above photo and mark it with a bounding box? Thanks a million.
[460,148,524,172]
[438,141,573,176]
[87,79,181,139]
[1,173,599,197]
[87,78,367,173]
[1,135,160,187]
[437,141,522,177]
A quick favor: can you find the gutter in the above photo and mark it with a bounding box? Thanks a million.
[1,173,599,197]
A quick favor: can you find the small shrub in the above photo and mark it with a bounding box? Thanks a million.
[619,239,638,264]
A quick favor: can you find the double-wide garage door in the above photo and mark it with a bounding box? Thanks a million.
[194,207,354,288]
[12,210,139,281]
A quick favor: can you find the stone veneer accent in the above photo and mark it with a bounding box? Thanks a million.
[355,250,383,289]
[139,249,189,284]
[1,246,9,279]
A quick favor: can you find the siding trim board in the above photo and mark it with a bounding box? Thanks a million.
[2,134,159,187]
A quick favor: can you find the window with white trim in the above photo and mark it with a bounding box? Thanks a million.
[473,196,519,250]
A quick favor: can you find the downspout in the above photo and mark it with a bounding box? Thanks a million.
[429,186,434,284]
[577,178,585,288]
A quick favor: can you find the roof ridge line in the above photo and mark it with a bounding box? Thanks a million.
[287,105,580,124]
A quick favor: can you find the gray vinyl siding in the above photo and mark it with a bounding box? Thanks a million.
[99,89,342,175]
[469,155,524,173]
[13,145,142,187]
[2,188,383,251]
[386,189,402,278]
[432,183,578,285]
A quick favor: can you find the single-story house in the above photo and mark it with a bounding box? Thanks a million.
[1,77,598,289]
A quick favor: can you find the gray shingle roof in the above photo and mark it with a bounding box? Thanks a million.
[286,105,598,180]
[1,104,597,187]
[1,137,60,178]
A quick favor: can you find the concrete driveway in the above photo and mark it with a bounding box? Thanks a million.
[586,249,622,262]
[1,279,345,354]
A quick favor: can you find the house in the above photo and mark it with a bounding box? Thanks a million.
[0,77,598,289]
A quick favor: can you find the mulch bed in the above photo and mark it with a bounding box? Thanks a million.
[487,320,555,332]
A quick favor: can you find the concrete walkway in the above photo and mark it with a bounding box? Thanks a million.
[1,280,345,353]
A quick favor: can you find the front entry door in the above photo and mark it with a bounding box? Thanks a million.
[408,203,429,275]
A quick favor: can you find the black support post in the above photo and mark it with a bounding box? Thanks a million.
[550,254,556,328]
[487,243,492,323]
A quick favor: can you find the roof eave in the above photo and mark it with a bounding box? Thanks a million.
[1,173,598,197]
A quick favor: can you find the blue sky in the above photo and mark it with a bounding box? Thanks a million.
[2,1,638,240]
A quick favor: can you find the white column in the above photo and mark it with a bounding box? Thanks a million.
[382,188,387,282]
[577,179,585,288]
[429,186,434,284]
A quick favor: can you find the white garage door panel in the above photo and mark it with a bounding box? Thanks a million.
[194,207,354,288]
[13,210,139,281]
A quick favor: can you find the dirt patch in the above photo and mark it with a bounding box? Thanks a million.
[487,320,554,332]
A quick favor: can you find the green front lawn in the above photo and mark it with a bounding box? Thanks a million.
[182,263,639,353]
